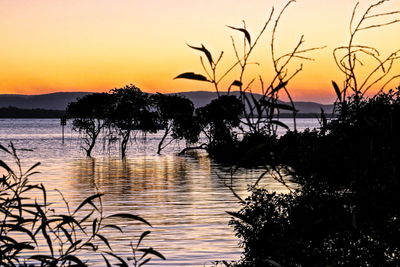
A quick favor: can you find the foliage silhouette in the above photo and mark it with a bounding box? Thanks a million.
[195,95,243,162]
[227,1,400,265]
[0,142,164,266]
[230,89,400,266]
[109,85,158,159]
[332,0,400,111]
[175,0,322,162]
[151,93,200,154]
[66,93,113,157]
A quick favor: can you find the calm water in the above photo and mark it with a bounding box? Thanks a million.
[0,118,319,266]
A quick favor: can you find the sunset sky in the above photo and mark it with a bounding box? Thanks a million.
[0,0,399,103]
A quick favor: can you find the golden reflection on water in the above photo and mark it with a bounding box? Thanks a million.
[0,119,313,266]
[70,153,212,195]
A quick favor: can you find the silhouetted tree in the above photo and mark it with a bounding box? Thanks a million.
[196,95,243,160]
[110,85,158,158]
[66,93,113,157]
[152,93,200,154]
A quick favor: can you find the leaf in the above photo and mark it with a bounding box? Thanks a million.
[231,80,243,87]
[137,247,166,260]
[0,235,18,245]
[269,81,288,95]
[102,254,112,267]
[66,240,82,255]
[174,72,210,82]
[56,215,85,233]
[105,251,128,267]
[260,101,298,112]
[138,258,151,267]
[96,233,112,251]
[270,120,290,130]
[101,224,123,233]
[82,242,97,251]
[106,213,152,227]
[34,202,53,256]
[60,225,73,245]
[187,43,213,65]
[79,209,95,224]
[4,224,36,243]
[13,242,35,251]
[332,80,342,102]
[137,230,151,248]
[92,218,98,234]
[60,255,87,266]
[0,160,14,176]
[74,193,103,214]
[24,162,41,176]
[40,183,47,208]
[0,144,11,154]
[41,223,53,257]
[227,25,251,45]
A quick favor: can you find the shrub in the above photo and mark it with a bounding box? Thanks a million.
[0,143,164,266]
[230,90,400,266]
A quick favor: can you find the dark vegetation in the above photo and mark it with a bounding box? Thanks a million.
[0,143,164,266]
[230,90,400,266]
[3,0,399,266]
[0,107,65,118]
[66,85,200,157]
[173,0,400,266]
[212,1,400,266]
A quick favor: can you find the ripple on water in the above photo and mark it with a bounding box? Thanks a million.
[0,119,312,266]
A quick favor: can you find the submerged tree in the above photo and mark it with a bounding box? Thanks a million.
[195,95,243,160]
[110,85,158,158]
[152,93,199,154]
[66,93,113,157]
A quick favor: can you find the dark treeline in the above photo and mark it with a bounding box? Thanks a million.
[0,106,65,118]
[67,83,308,159]
[66,85,201,157]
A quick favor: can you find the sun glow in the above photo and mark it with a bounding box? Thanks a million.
[0,0,399,103]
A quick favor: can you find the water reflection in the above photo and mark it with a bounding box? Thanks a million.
[70,155,212,194]
[0,119,309,266]
[63,153,249,266]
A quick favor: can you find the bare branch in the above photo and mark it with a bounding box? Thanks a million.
[358,19,400,31]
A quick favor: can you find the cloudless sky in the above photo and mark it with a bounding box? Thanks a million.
[0,0,399,103]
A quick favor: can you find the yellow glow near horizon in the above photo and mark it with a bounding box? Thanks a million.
[0,0,399,103]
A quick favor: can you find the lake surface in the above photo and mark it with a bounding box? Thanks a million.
[0,118,319,266]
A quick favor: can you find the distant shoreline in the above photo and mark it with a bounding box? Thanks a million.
[0,107,333,119]
[0,107,65,118]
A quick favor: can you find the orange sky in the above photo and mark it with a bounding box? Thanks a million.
[0,0,399,103]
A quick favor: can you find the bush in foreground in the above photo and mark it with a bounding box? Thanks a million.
[229,90,400,266]
[0,143,164,266]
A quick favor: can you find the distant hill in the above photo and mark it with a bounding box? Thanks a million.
[0,92,89,110]
[176,91,334,114]
[0,91,334,115]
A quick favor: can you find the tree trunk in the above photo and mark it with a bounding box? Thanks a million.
[157,127,170,154]
[121,130,130,159]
